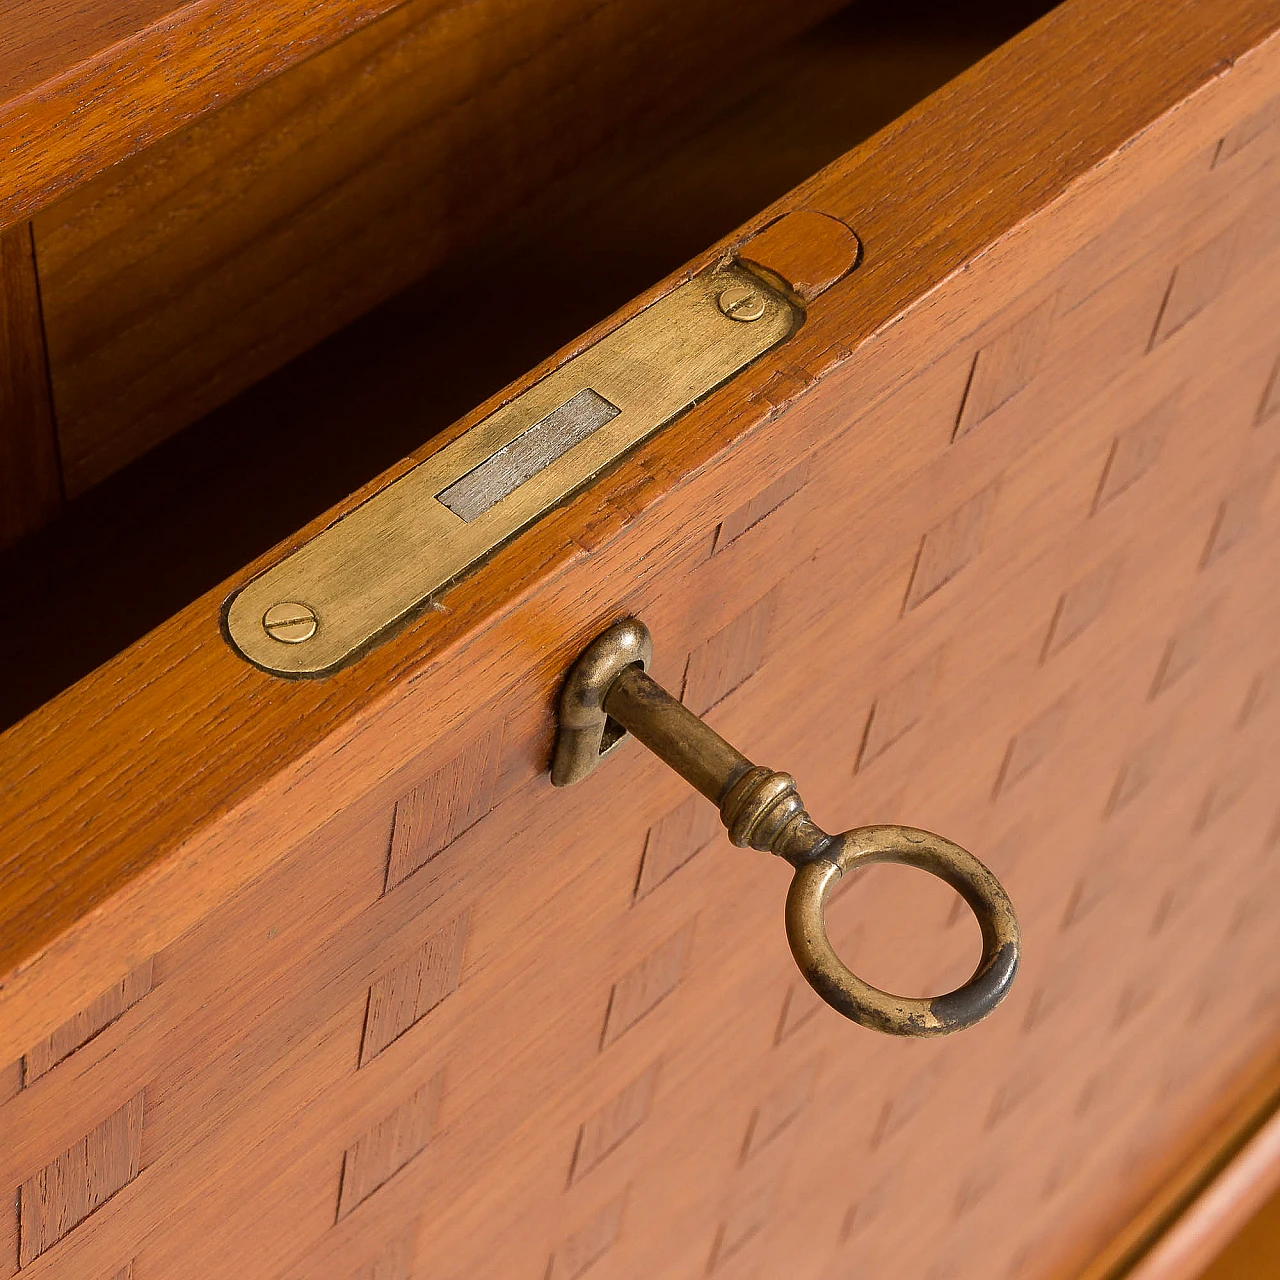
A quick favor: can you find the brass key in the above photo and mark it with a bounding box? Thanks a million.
[552,619,1019,1036]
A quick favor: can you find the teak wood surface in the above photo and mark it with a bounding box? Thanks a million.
[25,0,850,495]
[1,1,1280,1278]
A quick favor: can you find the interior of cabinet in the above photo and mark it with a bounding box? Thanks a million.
[0,0,1057,732]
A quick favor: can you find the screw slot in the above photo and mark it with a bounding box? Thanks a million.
[263,602,318,644]
[717,285,767,322]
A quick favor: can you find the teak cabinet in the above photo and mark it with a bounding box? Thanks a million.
[2,2,1280,1278]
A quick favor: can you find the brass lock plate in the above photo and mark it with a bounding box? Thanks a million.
[225,265,801,676]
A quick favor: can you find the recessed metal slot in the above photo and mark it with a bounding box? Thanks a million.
[437,388,621,522]
[224,264,801,677]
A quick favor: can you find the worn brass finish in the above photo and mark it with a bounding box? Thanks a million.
[552,620,1020,1036]
[224,266,800,677]
[262,602,319,644]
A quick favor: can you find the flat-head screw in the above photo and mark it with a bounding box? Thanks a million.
[717,285,767,322]
[263,602,318,644]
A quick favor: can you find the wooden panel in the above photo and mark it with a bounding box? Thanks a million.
[30,0,846,496]
[601,921,697,1049]
[21,959,153,1085]
[1,8,1280,1280]
[1042,555,1121,660]
[634,796,721,903]
[1093,391,1178,513]
[358,912,467,1066]
[1151,601,1221,700]
[1151,224,1240,347]
[903,481,999,611]
[1214,93,1280,167]
[2,0,1275,1029]
[993,692,1073,797]
[17,1092,144,1266]
[346,1233,412,1280]
[385,730,502,891]
[741,1058,819,1162]
[0,220,60,548]
[1201,467,1276,567]
[1258,354,1280,424]
[682,590,780,715]
[569,1060,661,1184]
[712,462,811,555]
[335,1075,442,1221]
[857,646,945,769]
[548,1192,627,1280]
[954,293,1057,438]
[710,1171,781,1271]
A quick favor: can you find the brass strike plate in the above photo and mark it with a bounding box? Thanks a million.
[224,265,801,676]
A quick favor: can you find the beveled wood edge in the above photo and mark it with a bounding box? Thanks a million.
[0,0,1278,1061]
[1073,1044,1280,1280]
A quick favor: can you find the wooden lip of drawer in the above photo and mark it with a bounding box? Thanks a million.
[0,0,1278,1068]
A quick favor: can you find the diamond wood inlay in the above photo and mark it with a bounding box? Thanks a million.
[1150,223,1238,347]
[1150,601,1219,699]
[682,589,780,715]
[569,1060,660,1184]
[713,461,810,553]
[22,959,154,1086]
[741,1058,819,1162]
[360,912,469,1066]
[386,725,503,891]
[870,1062,941,1151]
[1092,391,1178,514]
[1213,93,1280,166]
[709,1173,780,1271]
[954,294,1057,439]
[336,1075,443,1220]
[347,1233,413,1280]
[1042,557,1122,660]
[1201,467,1275,567]
[1239,658,1280,728]
[993,694,1073,797]
[601,920,696,1048]
[841,1170,897,1244]
[774,980,824,1046]
[1193,760,1255,832]
[1106,727,1171,817]
[547,1191,627,1280]
[18,1092,145,1266]
[903,483,998,612]
[856,647,944,769]
[1257,352,1280,423]
[634,796,720,902]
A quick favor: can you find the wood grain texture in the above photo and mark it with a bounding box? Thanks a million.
[358,913,467,1066]
[569,1060,661,1185]
[0,6,1279,1280]
[0,220,61,547]
[739,209,860,300]
[21,959,153,1085]
[6,0,1276,1027]
[18,1092,144,1266]
[29,0,846,496]
[336,1075,441,1221]
[386,730,502,892]
[634,796,720,903]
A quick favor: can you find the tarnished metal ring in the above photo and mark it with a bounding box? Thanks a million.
[784,825,1020,1036]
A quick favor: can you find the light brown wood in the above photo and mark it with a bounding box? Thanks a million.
[1198,1179,1280,1280]
[1132,1105,1280,1280]
[0,3,1279,1279]
[0,220,61,547]
[28,0,847,496]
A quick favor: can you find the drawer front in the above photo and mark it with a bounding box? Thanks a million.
[3,4,1280,1279]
